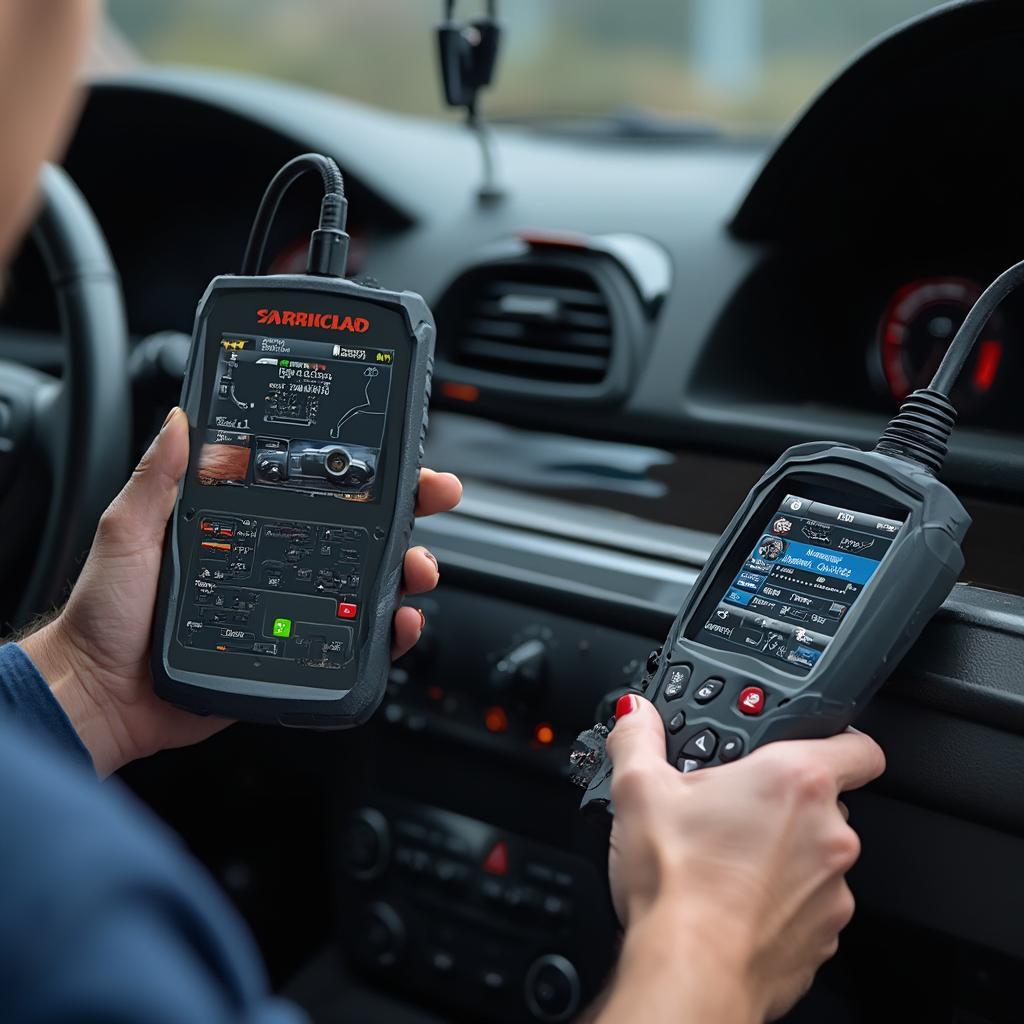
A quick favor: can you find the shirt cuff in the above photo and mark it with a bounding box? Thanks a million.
[0,642,93,769]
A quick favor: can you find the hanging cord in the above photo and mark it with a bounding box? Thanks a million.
[240,153,349,278]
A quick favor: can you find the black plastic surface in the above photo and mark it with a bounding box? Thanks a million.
[733,0,1024,242]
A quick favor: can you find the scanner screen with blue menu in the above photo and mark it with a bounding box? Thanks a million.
[694,493,905,675]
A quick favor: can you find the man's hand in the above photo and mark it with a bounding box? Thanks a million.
[594,694,885,1024]
[21,408,462,776]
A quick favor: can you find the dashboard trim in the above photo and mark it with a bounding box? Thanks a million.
[414,486,1024,732]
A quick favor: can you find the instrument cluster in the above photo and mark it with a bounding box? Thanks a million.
[871,274,1020,425]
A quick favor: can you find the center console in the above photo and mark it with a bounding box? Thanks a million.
[339,798,609,1023]
[332,585,667,1022]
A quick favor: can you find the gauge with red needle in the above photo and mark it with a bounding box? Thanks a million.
[876,276,1006,409]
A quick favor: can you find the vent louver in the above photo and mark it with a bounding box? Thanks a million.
[443,264,614,386]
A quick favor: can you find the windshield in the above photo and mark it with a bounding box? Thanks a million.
[109,0,947,134]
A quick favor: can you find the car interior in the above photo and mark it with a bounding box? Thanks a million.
[2,1,1023,1021]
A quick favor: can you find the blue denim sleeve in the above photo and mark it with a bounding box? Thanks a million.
[0,642,92,768]
[0,698,307,1023]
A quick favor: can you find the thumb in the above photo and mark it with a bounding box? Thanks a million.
[605,694,667,777]
[101,408,189,545]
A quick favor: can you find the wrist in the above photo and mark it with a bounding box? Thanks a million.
[597,901,763,1024]
[19,615,127,776]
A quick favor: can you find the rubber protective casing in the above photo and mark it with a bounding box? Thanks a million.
[151,274,433,728]
[582,441,971,810]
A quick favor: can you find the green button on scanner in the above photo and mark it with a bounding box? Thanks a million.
[272,617,292,638]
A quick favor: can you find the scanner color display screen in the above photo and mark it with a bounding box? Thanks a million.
[694,494,905,674]
[196,333,396,503]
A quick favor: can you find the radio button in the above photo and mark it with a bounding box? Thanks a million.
[480,877,503,902]
[481,969,507,992]
[542,894,570,919]
[434,859,467,886]
[429,950,455,975]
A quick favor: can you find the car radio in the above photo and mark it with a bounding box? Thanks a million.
[578,257,1024,806]
[151,154,433,728]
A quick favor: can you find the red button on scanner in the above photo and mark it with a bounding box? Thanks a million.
[337,602,359,620]
[737,686,766,715]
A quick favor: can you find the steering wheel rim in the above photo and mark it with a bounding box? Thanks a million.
[0,163,130,626]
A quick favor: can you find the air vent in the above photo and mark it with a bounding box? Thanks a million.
[436,235,669,406]
[441,263,615,386]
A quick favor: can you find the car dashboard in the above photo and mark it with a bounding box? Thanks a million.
[4,3,1024,1022]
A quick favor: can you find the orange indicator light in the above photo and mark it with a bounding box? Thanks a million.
[440,381,480,402]
[484,706,508,733]
[534,723,555,746]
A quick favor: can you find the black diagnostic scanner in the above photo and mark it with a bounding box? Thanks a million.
[152,155,433,728]
[579,258,1024,809]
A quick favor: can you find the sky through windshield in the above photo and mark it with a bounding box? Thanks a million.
[109,0,949,134]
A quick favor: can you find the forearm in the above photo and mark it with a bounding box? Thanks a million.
[588,907,761,1024]
[0,632,93,768]
[19,615,121,775]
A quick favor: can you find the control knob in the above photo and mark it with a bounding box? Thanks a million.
[525,954,581,1022]
[358,901,405,969]
[343,808,390,880]
[489,637,547,701]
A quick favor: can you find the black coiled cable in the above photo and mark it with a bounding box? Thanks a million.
[240,153,348,278]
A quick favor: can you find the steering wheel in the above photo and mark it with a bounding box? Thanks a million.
[0,164,130,627]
